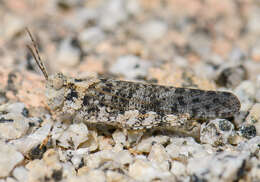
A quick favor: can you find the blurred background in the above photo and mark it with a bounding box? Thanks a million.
[1,0,259,87]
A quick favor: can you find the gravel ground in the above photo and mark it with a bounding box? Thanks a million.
[0,0,260,182]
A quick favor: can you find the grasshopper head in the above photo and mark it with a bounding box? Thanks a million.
[45,72,67,110]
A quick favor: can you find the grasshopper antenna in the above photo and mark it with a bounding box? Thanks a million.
[26,28,48,80]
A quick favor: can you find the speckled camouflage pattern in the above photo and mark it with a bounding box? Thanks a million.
[45,73,240,131]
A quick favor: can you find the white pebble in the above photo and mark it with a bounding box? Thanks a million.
[136,135,169,153]
[0,102,26,114]
[10,122,53,154]
[112,129,126,145]
[137,20,168,41]
[99,0,128,31]
[110,55,151,80]
[79,27,105,51]
[234,80,256,111]
[170,161,186,176]
[12,166,28,182]
[237,136,260,154]
[114,150,133,165]
[56,37,81,67]
[86,150,114,169]
[0,142,24,177]
[58,123,88,149]
[0,113,29,140]
[148,143,170,171]
[166,137,209,159]
[128,159,172,181]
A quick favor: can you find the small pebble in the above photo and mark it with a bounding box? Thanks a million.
[80,130,98,152]
[98,136,114,150]
[0,102,27,115]
[187,151,249,182]
[188,32,211,57]
[170,161,186,177]
[245,103,260,136]
[79,27,105,50]
[234,80,256,111]
[12,166,28,182]
[98,0,128,31]
[0,113,29,140]
[114,150,133,165]
[26,149,63,182]
[148,143,170,171]
[110,55,151,80]
[238,124,256,139]
[136,135,170,153]
[137,20,168,41]
[86,150,115,170]
[112,129,126,145]
[0,142,24,178]
[128,158,172,182]
[200,119,235,145]
[166,138,208,160]
[10,122,53,154]
[216,65,247,88]
[57,123,89,149]
[71,155,83,169]
[237,136,260,154]
[56,37,81,67]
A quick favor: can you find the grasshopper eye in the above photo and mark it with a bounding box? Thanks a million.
[52,72,65,90]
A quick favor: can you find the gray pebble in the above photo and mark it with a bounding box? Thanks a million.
[200,119,235,145]
[216,65,247,88]
[238,124,256,139]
